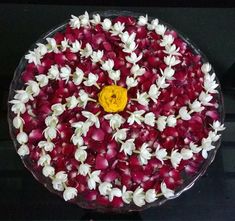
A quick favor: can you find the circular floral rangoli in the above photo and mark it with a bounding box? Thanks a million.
[10,12,225,208]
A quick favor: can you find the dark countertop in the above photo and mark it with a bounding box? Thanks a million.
[0,4,235,221]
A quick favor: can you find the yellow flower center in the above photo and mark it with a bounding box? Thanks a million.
[98,85,128,113]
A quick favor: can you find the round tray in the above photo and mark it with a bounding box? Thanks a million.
[8,11,225,212]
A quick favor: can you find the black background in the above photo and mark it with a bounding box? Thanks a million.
[0,2,235,221]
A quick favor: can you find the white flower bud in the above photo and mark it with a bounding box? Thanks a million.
[16,132,28,144]
[63,187,78,201]
[13,116,24,129]
[102,18,112,30]
[42,165,55,177]
[201,63,211,74]
[17,144,29,156]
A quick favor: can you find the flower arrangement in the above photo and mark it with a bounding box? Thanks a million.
[9,12,225,210]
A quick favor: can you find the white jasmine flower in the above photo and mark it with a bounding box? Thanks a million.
[25,49,41,65]
[122,41,138,53]
[38,140,55,152]
[155,24,166,36]
[145,189,157,203]
[121,31,136,44]
[17,144,29,156]
[108,70,121,81]
[156,76,169,89]
[198,91,213,106]
[78,163,91,176]
[112,128,129,141]
[63,187,78,201]
[164,55,180,66]
[52,171,67,191]
[211,121,225,132]
[122,186,133,204]
[127,110,145,125]
[16,132,28,144]
[156,116,167,131]
[111,21,125,35]
[201,63,211,74]
[200,137,215,159]
[179,106,191,120]
[204,73,218,93]
[83,73,98,87]
[147,18,159,30]
[70,15,81,29]
[126,77,138,88]
[42,165,55,177]
[102,18,112,30]
[55,171,68,182]
[45,115,58,127]
[160,67,175,80]
[26,80,40,97]
[160,182,174,198]
[130,64,145,77]
[189,100,204,112]
[99,182,112,196]
[166,115,177,127]
[180,148,193,160]
[208,131,221,142]
[78,89,89,108]
[35,74,49,87]
[75,146,88,162]
[125,52,142,64]
[91,14,101,25]
[104,114,125,129]
[82,111,100,128]
[123,41,138,53]
[10,100,26,114]
[66,95,79,109]
[148,84,160,102]
[136,91,150,106]
[79,11,90,27]
[160,34,174,47]
[171,149,182,169]
[71,134,84,146]
[88,170,101,190]
[189,142,202,153]
[144,112,155,127]
[133,187,146,207]
[138,14,148,26]
[48,64,60,80]
[73,67,84,85]
[46,37,58,53]
[36,43,47,56]
[13,116,24,129]
[38,154,51,166]
[14,90,33,103]
[80,43,93,58]
[60,65,71,83]
[155,145,167,164]
[61,38,69,51]
[43,127,57,140]
[71,121,91,137]
[139,143,152,165]
[91,50,104,63]
[71,40,81,53]
[109,188,122,201]
[52,179,65,191]
[51,103,65,116]
[101,59,114,71]
[164,44,181,56]
[120,139,135,155]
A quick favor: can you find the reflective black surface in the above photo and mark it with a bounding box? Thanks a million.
[0,4,235,220]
